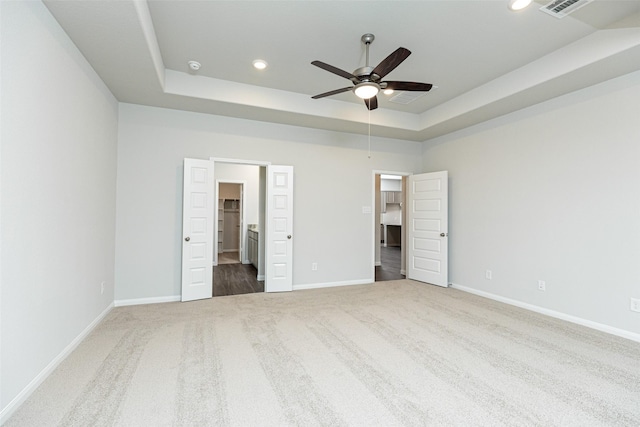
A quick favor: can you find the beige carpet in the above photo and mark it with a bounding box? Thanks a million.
[7,280,640,426]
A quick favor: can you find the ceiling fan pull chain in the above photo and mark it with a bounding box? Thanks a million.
[368,106,371,159]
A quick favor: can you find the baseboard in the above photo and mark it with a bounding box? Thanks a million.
[293,278,372,291]
[257,274,265,281]
[114,295,180,307]
[375,261,382,267]
[450,283,640,343]
[0,302,114,425]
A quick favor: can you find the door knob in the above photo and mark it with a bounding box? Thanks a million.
[440,233,447,237]
[287,235,292,239]
[185,237,190,242]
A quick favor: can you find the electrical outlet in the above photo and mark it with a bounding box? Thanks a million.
[630,297,640,313]
[312,262,318,271]
[100,281,105,295]
[485,270,492,280]
[538,280,546,291]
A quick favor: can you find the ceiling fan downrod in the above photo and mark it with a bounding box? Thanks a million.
[352,34,380,99]
[362,33,375,70]
[354,34,378,80]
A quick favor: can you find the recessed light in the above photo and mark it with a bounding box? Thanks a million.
[188,60,201,71]
[508,0,532,11]
[252,59,268,70]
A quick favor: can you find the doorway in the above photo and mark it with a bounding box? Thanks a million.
[374,172,408,282]
[214,176,263,297]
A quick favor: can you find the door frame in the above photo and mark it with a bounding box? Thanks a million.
[214,180,246,266]
[211,157,269,280]
[372,170,411,281]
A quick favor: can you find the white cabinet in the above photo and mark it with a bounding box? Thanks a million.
[248,229,258,268]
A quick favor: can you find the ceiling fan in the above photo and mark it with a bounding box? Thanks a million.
[311,33,433,111]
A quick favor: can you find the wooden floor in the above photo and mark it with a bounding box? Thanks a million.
[375,246,405,282]
[214,247,401,295]
[218,251,240,265]
[213,263,264,297]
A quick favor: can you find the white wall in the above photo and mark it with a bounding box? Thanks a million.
[380,178,402,192]
[422,71,640,337]
[0,0,118,419]
[114,103,422,300]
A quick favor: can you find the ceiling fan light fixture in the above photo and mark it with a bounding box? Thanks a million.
[383,88,394,95]
[508,0,532,11]
[354,82,380,99]
[252,59,268,70]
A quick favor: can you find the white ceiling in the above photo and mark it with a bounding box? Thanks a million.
[44,0,640,141]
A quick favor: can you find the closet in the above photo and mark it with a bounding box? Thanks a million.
[218,198,240,253]
[217,182,242,255]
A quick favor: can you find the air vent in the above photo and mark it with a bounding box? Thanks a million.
[540,0,593,18]
[388,91,427,105]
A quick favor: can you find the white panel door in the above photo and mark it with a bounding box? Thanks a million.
[181,158,214,302]
[265,165,293,292]
[407,171,448,287]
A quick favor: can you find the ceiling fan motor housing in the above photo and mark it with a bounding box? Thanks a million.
[353,66,377,81]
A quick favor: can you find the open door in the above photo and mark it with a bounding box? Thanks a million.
[181,158,214,301]
[265,165,294,292]
[407,171,448,287]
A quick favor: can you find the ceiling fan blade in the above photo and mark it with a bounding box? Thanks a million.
[311,87,353,99]
[311,61,357,80]
[371,47,411,79]
[384,81,433,91]
[364,96,378,111]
